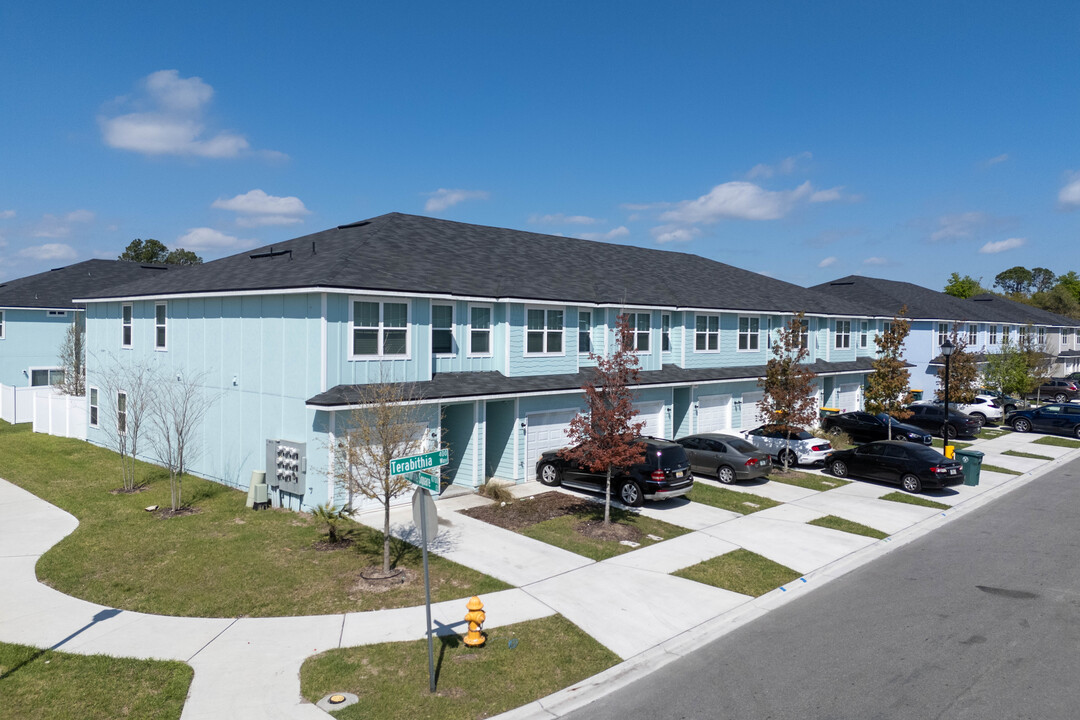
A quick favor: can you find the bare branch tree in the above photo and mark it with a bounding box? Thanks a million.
[330,380,431,574]
[149,370,216,511]
[57,317,86,396]
[93,354,157,492]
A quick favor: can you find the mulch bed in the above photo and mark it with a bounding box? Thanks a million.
[352,566,417,593]
[461,491,643,543]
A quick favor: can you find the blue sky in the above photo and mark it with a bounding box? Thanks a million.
[2,1,1078,292]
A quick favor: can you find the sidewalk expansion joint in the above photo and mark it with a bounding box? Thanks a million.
[186,617,240,663]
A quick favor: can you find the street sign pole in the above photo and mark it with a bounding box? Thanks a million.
[419,488,436,693]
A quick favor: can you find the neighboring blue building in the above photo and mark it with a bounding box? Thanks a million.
[80,213,882,511]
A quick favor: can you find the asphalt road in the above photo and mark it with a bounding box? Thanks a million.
[566,457,1080,720]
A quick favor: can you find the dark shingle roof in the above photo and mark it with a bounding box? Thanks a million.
[80,213,867,315]
[966,293,1080,328]
[306,358,878,407]
[0,259,172,310]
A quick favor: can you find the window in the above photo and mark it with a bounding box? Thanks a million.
[622,312,649,352]
[968,324,977,346]
[860,321,869,348]
[799,318,810,349]
[351,299,409,357]
[695,314,719,351]
[89,388,99,427]
[1038,327,1046,345]
[117,391,127,435]
[0,310,4,339]
[155,302,167,350]
[1003,325,1011,343]
[936,323,948,348]
[526,308,564,354]
[989,325,998,345]
[578,311,592,354]
[738,316,760,351]
[432,304,454,355]
[122,304,133,348]
[47,310,67,317]
[661,314,671,352]
[883,320,893,336]
[835,320,851,349]
[1018,326,1029,343]
[30,368,64,387]
[469,305,492,356]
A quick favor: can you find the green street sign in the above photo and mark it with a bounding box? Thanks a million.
[410,470,440,493]
[389,448,449,477]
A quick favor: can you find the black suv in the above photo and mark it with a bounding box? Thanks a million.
[904,403,982,439]
[535,437,693,506]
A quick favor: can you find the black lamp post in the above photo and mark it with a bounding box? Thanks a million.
[941,338,955,443]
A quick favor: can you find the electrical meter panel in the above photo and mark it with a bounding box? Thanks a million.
[265,440,307,496]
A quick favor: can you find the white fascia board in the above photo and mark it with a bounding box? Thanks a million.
[0,305,83,312]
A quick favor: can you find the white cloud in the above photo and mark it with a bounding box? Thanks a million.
[660,180,845,223]
[19,243,77,261]
[32,210,95,238]
[818,256,837,268]
[1058,172,1080,208]
[983,154,1009,167]
[99,70,276,159]
[0,210,14,219]
[746,152,812,179]
[424,188,489,213]
[930,211,989,242]
[176,227,251,250]
[579,226,630,242]
[529,213,601,225]
[863,257,889,265]
[979,237,1026,254]
[212,189,310,227]
[652,227,699,244]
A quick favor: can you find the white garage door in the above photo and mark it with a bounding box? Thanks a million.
[697,394,732,433]
[526,409,578,472]
[739,391,765,431]
[837,384,861,413]
[634,401,665,438]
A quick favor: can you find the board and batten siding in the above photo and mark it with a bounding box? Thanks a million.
[0,308,74,387]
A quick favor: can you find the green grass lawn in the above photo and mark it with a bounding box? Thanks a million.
[978,427,1011,440]
[1033,436,1080,449]
[0,421,507,617]
[880,492,950,510]
[1002,449,1054,460]
[521,506,689,561]
[982,464,1021,475]
[687,483,780,514]
[299,615,619,720]
[0,641,192,720]
[808,515,888,540]
[769,470,849,492]
[673,548,800,596]
[932,438,972,452]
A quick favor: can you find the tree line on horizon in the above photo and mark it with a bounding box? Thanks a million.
[943,266,1080,319]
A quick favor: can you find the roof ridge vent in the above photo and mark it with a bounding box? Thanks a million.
[249,247,293,260]
[337,220,371,229]
[829,281,855,286]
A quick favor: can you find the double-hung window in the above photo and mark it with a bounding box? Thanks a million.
[800,318,810,349]
[0,310,4,339]
[695,314,719,352]
[835,320,851,349]
[968,324,977,346]
[117,391,127,435]
[469,305,492,356]
[578,311,591,354]
[989,325,998,345]
[432,304,454,355]
[661,314,671,352]
[1038,327,1046,345]
[1003,325,1011,344]
[1018,326,1029,343]
[936,323,949,348]
[629,313,650,352]
[89,388,99,427]
[155,302,167,350]
[526,308,564,354]
[860,321,869,348]
[738,316,760,351]
[351,299,409,357]
[122,304,133,348]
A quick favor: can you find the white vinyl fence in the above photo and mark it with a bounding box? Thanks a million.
[32,391,87,440]
[0,384,51,425]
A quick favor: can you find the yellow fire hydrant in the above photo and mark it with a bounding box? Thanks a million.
[463,596,486,647]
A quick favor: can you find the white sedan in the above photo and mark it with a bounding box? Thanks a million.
[742,425,833,467]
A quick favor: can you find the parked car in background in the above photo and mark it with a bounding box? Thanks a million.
[742,425,832,466]
[825,441,964,493]
[821,411,933,445]
[1027,379,1079,403]
[1005,404,1080,439]
[980,389,1029,414]
[675,433,773,484]
[904,403,983,439]
[535,437,693,506]
[931,394,1004,424]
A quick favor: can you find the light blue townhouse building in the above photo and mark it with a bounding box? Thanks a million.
[80,213,882,512]
[812,276,1080,396]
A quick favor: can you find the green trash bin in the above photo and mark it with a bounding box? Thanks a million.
[955,448,984,486]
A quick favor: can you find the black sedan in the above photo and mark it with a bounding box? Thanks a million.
[1006,404,1080,439]
[675,433,773,484]
[904,403,982,439]
[821,411,933,445]
[825,441,963,493]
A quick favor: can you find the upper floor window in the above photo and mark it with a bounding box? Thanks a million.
[936,322,949,348]
[1003,325,1011,344]
[122,304,133,348]
[738,316,760,351]
[432,304,454,355]
[695,314,719,352]
[578,311,592,354]
[968,324,977,346]
[1018,326,1029,343]
[47,310,67,317]
[835,320,851,349]
[351,299,408,357]
[799,318,810,350]
[155,303,167,350]
[1038,326,1046,345]
[989,325,998,345]
[0,310,4,339]
[860,321,869,348]
[661,314,671,352]
[623,312,650,352]
[526,308,564,355]
[469,305,492,356]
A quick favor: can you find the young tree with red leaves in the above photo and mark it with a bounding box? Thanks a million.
[758,312,819,470]
[560,314,646,525]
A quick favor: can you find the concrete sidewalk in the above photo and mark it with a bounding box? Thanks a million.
[3,429,1078,719]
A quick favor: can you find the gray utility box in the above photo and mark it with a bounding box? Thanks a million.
[266,440,307,496]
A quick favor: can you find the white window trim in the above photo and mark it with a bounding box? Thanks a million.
[859,321,869,348]
[578,310,593,355]
[623,311,652,355]
[121,303,133,349]
[88,386,100,428]
[28,366,64,387]
[936,322,949,348]
[524,305,566,357]
[835,320,851,349]
[155,302,168,351]
[430,302,456,357]
[348,297,411,360]
[694,313,721,354]
[989,325,998,345]
[737,315,761,353]
[661,313,671,353]
[968,324,978,346]
[0,309,4,339]
[117,390,128,436]
[468,303,493,358]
